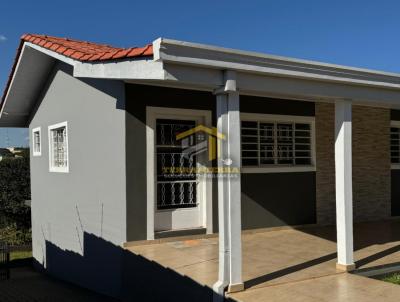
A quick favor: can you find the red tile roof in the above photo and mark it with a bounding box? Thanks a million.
[1,34,153,115]
[22,34,153,61]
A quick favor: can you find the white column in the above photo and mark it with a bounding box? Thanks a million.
[335,99,355,271]
[213,70,243,299]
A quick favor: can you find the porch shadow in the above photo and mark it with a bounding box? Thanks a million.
[244,252,337,289]
[244,221,400,289]
[39,232,234,302]
[355,244,400,268]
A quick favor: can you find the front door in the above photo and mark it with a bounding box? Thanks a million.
[154,117,205,231]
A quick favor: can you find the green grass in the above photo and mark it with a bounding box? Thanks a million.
[10,250,32,261]
[380,273,400,285]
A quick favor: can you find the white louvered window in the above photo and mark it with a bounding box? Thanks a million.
[241,117,314,168]
[391,125,400,165]
[48,122,69,172]
[32,127,41,156]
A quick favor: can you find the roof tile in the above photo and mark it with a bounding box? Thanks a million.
[21,34,153,62]
[1,34,154,112]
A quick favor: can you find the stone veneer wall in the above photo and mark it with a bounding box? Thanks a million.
[315,103,391,225]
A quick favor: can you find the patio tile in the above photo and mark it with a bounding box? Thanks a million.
[126,220,400,301]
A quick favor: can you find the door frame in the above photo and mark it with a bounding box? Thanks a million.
[146,106,213,240]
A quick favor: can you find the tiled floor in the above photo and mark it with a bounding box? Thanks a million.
[126,220,400,301]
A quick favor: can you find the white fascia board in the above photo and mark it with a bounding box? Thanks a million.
[0,45,28,119]
[73,60,165,80]
[157,38,400,91]
[26,42,165,80]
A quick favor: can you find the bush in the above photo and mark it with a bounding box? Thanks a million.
[0,155,31,244]
[0,224,31,246]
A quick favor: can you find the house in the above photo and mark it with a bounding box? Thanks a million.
[0,148,13,161]
[2,34,400,300]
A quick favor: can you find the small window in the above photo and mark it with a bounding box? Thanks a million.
[32,127,41,156]
[241,116,314,168]
[391,124,400,165]
[48,122,69,173]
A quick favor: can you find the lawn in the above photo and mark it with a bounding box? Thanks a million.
[10,250,32,261]
[379,273,400,285]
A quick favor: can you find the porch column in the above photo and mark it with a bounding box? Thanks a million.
[213,70,243,297]
[334,99,355,271]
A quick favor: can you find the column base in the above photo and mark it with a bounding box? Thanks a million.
[227,283,245,293]
[336,263,356,272]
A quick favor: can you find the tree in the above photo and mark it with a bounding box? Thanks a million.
[0,156,31,230]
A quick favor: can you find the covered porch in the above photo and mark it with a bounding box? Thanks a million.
[126,220,400,301]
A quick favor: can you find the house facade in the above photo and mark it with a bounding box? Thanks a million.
[2,34,400,298]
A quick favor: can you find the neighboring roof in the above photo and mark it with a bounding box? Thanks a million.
[21,34,153,62]
[0,34,153,122]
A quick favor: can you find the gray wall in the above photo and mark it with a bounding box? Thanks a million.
[29,62,127,297]
[125,84,317,238]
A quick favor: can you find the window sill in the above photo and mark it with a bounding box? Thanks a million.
[391,164,400,170]
[49,167,69,173]
[241,165,316,173]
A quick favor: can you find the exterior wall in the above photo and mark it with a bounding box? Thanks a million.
[353,106,391,221]
[29,62,127,297]
[125,84,317,239]
[125,84,216,241]
[240,95,316,229]
[315,103,336,225]
[316,103,391,224]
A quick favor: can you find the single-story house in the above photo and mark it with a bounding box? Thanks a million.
[2,34,400,300]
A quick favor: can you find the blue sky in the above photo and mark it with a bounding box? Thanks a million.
[1,0,400,147]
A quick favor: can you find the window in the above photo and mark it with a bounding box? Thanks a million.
[32,127,41,156]
[241,114,315,172]
[391,122,400,167]
[48,122,69,172]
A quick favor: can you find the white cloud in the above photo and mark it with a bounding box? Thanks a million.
[0,35,7,42]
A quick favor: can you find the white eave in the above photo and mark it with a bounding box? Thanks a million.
[154,38,400,90]
[3,36,400,127]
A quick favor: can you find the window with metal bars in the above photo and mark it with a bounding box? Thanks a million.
[391,126,400,164]
[49,122,68,172]
[241,120,313,167]
[32,127,41,156]
[156,119,198,209]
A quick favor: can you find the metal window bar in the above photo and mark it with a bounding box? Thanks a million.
[391,127,400,164]
[241,121,312,167]
[34,131,40,153]
[156,119,198,209]
[0,241,10,281]
[52,127,67,168]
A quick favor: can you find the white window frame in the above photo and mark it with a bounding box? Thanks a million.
[240,113,316,173]
[32,127,41,156]
[48,121,69,173]
[391,120,400,170]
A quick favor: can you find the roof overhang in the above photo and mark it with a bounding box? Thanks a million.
[4,36,400,127]
[152,38,400,108]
